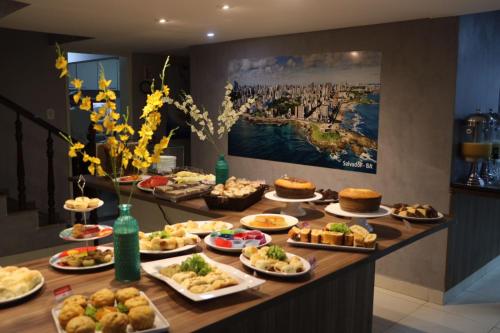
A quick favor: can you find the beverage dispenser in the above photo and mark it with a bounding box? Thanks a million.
[461,112,492,186]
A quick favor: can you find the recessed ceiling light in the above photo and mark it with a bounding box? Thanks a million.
[158,18,168,24]
[222,4,230,10]
[207,32,215,38]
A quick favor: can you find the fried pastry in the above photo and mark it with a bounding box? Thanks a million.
[65,315,95,333]
[90,288,115,307]
[128,305,155,330]
[115,287,139,304]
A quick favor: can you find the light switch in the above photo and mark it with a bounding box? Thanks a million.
[46,108,55,120]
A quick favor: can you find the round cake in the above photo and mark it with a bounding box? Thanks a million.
[339,188,382,213]
[274,177,316,199]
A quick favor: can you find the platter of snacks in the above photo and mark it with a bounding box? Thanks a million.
[51,287,169,333]
[141,253,265,302]
[314,189,339,204]
[164,220,233,236]
[49,246,114,271]
[240,245,311,277]
[153,183,212,203]
[137,176,169,192]
[287,223,377,252]
[113,174,150,184]
[204,177,267,211]
[139,230,200,255]
[0,266,44,305]
[391,203,444,222]
[204,229,272,253]
[240,214,299,232]
[59,224,113,241]
[64,196,104,213]
[172,170,215,185]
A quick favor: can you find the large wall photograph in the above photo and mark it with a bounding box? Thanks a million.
[228,51,382,174]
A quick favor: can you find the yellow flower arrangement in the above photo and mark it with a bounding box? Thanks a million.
[55,44,176,203]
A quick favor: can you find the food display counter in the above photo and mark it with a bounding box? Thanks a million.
[0,176,450,333]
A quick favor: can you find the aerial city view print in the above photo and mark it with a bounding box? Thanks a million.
[227,51,382,174]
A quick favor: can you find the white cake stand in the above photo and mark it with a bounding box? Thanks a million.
[264,191,323,217]
[324,203,391,232]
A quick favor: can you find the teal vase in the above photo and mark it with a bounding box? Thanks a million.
[215,154,229,184]
[113,204,141,282]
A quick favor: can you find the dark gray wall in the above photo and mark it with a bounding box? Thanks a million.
[452,10,500,183]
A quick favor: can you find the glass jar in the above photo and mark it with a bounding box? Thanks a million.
[215,154,229,184]
[113,204,141,282]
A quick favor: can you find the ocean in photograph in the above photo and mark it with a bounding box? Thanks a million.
[227,51,382,174]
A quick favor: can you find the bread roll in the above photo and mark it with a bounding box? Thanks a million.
[311,229,321,243]
[364,233,377,248]
[331,232,344,245]
[321,231,334,244]
[299,228,310,242]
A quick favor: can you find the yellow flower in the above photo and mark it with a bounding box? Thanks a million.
[163,85,170,96]
[80,97,92,111]
[138,124,153,140]
[106,90,116,101]
[106,101,116,111]
[120,135,129,142]
[96,91,107,102]
[68,142,85,158]
[122,148,132,169]
[90,111,102,123]
[98,107,107,116]
[98,78,112,90]
[73,91,82,104]
[96,165,106,177]
[103,116,115,134]
[110,111,120,121]
[94,124,104,132]
[88,163,95,175]
[71,78,83,90]
[55,56,68,78]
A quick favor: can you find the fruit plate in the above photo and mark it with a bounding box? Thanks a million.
[141,253,265,302]
[170,221,234,236]
[0,275,44,305]
[139,233,200,255]
[63,199,104,213]
[204,233,272,253]
[240,214,299,232]
[391,211,444,222]
[51,291,170,333]
[59,224,113,241]
[49,246,114,271]
[239,252,311,278]
[286,238,376,252]
[113,174,150,184]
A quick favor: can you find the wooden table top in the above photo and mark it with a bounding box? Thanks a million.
[1,176,450,332]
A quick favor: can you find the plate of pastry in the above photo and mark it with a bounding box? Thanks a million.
[113,174,150,184]
[49,246,114,271]
[59,224,113,241]
[240,245,311,277]
[314,189,339,204]
[164,220,234,236]
[204,229,272,253]
[51,287,170,333]
[240,214,299,232]
[391,203,444,222]
[287,223,377,252]
[64,197,103,213]
[0,266,44,305]
[141,253,265,302]
[139,229,200,255]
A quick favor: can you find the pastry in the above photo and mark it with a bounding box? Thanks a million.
[353,234,365,247]
[364,233,377,248]
[321,231,334,244]
[274,176,316,199]
[299,228,310,242]
[90,288,115,307]
[71,224,86,239]
[124,295,149,309]
[349,225,369,238]
[344,233,354,246]
[63,295,88,308]
[75,196,90,203]
[311,229,321,243]
[290,224,376,248]
[58,303,85,329]
[65,315,96,333]
[65,199,77,209]
[128,305,155,330]
[115,287,139,304]
[287,226,301,240]
[101,312,129,333]
[331,232,344,245]
[339,188,382,213]
[393,203,439,218]
[0,266,43,302]
[87,198,101,208]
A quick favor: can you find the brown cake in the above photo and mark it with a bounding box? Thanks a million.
[339,188,382,213]
[274,177,316,199]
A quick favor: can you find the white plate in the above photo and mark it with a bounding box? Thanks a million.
[204,233,272,253]
[140,233,200,255]
[0,275,44,305]
[63,199,104,213]
[49,246,114,271]
[113,174,150,184]
[168,221,234,236]
[141,253,265,302]
[240,214,299,232]
[391,211,444,222]
[264,191,323,203]
[239,252,311,277]
[286,238,376,252]
[51,291,170,333]
[137,176,169,192]
[59,224,113,241]
[325,203,391,218]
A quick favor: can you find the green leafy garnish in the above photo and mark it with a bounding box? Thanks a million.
[267,245,286,261]
[180,254,212,276]
[329,223,349,234]
[117,302,128,313]
[95,322,103,331]
[149,230,170,240]
[84,305,97,320]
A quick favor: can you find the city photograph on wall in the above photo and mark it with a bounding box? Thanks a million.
[227,51,382,174]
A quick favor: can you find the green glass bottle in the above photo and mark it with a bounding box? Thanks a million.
[215,154,229,184]
[113,204,141,282]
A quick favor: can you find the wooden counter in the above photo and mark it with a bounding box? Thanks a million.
[0,177,450,333]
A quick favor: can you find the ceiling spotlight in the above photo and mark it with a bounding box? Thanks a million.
[157,18,168,24]
[207,32,215,38]
[222,4,230,10]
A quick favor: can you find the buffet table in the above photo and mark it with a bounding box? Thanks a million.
[0,176,450,333]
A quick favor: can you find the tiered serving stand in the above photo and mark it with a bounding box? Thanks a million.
[264,190,323,217]
[324,202,391,232]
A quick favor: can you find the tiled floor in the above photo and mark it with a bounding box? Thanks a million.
[374,264,500,333]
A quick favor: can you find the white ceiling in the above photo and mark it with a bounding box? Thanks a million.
[1,0,500,54]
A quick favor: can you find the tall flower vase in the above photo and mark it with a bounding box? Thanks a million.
[215,154,229,184]
[113,204,141,282]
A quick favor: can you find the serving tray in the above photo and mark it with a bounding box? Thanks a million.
[287,238,377,252]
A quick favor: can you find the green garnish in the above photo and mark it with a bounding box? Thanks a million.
[117,303,128,313]
[180,254,212,276]
[329,223,349,234]
[84,305,97,320]
[95,323,103,331]
[267,245,286,261]
[149,230,170,240]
